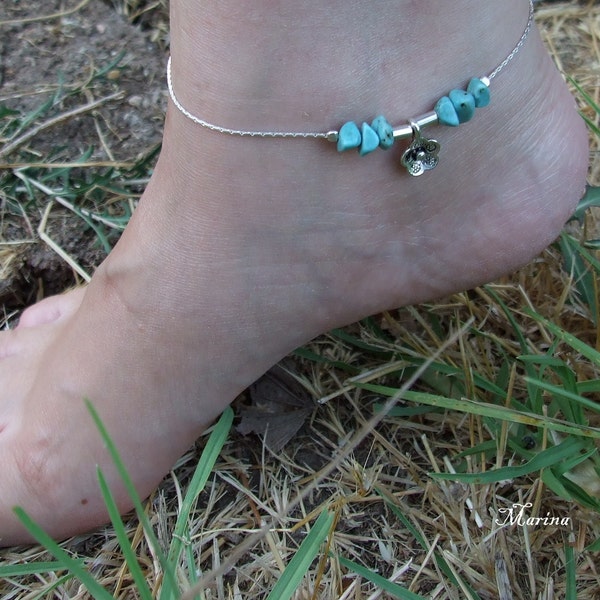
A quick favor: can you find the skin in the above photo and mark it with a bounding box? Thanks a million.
[0,0,588,545]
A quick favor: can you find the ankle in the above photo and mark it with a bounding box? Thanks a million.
[169,0,532,132]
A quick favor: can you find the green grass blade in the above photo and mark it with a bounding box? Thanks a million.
[96,467,154,600]
[16,172,114,254]
[168,407,233,566]
[586,537,600,552]
[569,76,600,119]
[185,542,199,589]
[484,286,548,407]
[265,509,335,600]
[584,238,600,250]
[569,78,600,146]
[0,561,80,577]
[331,327,395,357]
[337,555,428,600]
[88,50,127,85]
[553,447,597,477]
[550,471,600,512]
[406,356,508,399]
[483,286,531,355]
[375,488,481,599]
[541,468,576,503]
[453,440,498,460]
[12,507,115,600]
[84,399,179,599]
[293,346,360,374]
[375,404,441,417]
[527,311,600,365]
[564,233,600,273]
[573,379,600,394]
[357,383,600,439]
[430,437,586,484]
[564,540,577,600]
[523,377,600,414]
[376,493,423,545]
[30,572,75,600]
[569,185,600,223]
[559,233,598,322]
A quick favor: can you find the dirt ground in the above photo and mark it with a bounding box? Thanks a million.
[0,0,166,311]
[0,0,166,154]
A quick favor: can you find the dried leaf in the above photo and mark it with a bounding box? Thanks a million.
[238,364,314,452]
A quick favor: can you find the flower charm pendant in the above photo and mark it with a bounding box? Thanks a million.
[401,121,440,177]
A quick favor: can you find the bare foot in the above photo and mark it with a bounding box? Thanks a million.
[0,0,588,545]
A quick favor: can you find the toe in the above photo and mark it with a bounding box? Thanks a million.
[17,287,86,329]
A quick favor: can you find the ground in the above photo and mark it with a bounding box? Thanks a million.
[1,0,165,310]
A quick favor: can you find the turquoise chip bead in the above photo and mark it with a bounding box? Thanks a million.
[371,115,394,149]
[337,121,361,152]
[359,122,380,156]
[435,96,459,127]
[449,89,476,123]
[467,77,490,108]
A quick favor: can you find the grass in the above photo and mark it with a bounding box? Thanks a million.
[1,1,600,599]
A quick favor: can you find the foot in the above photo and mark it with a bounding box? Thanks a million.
[0,0,587,545]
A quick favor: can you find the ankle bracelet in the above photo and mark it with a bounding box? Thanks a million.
[167,0,534,177]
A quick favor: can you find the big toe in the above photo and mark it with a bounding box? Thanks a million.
[17,287,86,329]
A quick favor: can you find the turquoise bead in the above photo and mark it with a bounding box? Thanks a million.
[449,89,476,123]
[467,77,490,108]
[435,96,459,127]
[371,115,394,149]
[337,121,361,152]
[359,122,380,156]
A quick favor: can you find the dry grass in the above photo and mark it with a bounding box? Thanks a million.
[1,2,600,599]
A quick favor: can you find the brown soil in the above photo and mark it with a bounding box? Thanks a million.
[0,0,166,312]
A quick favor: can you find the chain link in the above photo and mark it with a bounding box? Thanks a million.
[488,0,535,81]
[166,57,329,140]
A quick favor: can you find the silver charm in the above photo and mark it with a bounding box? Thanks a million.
[401,121,440,176]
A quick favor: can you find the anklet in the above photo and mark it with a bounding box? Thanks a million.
[167,0,534,177]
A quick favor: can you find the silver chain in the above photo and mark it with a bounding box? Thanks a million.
[167,0,535,140]
[488,0,535,81]
[166,57,329,140]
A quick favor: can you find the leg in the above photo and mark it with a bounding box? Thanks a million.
[0,0,587,544]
